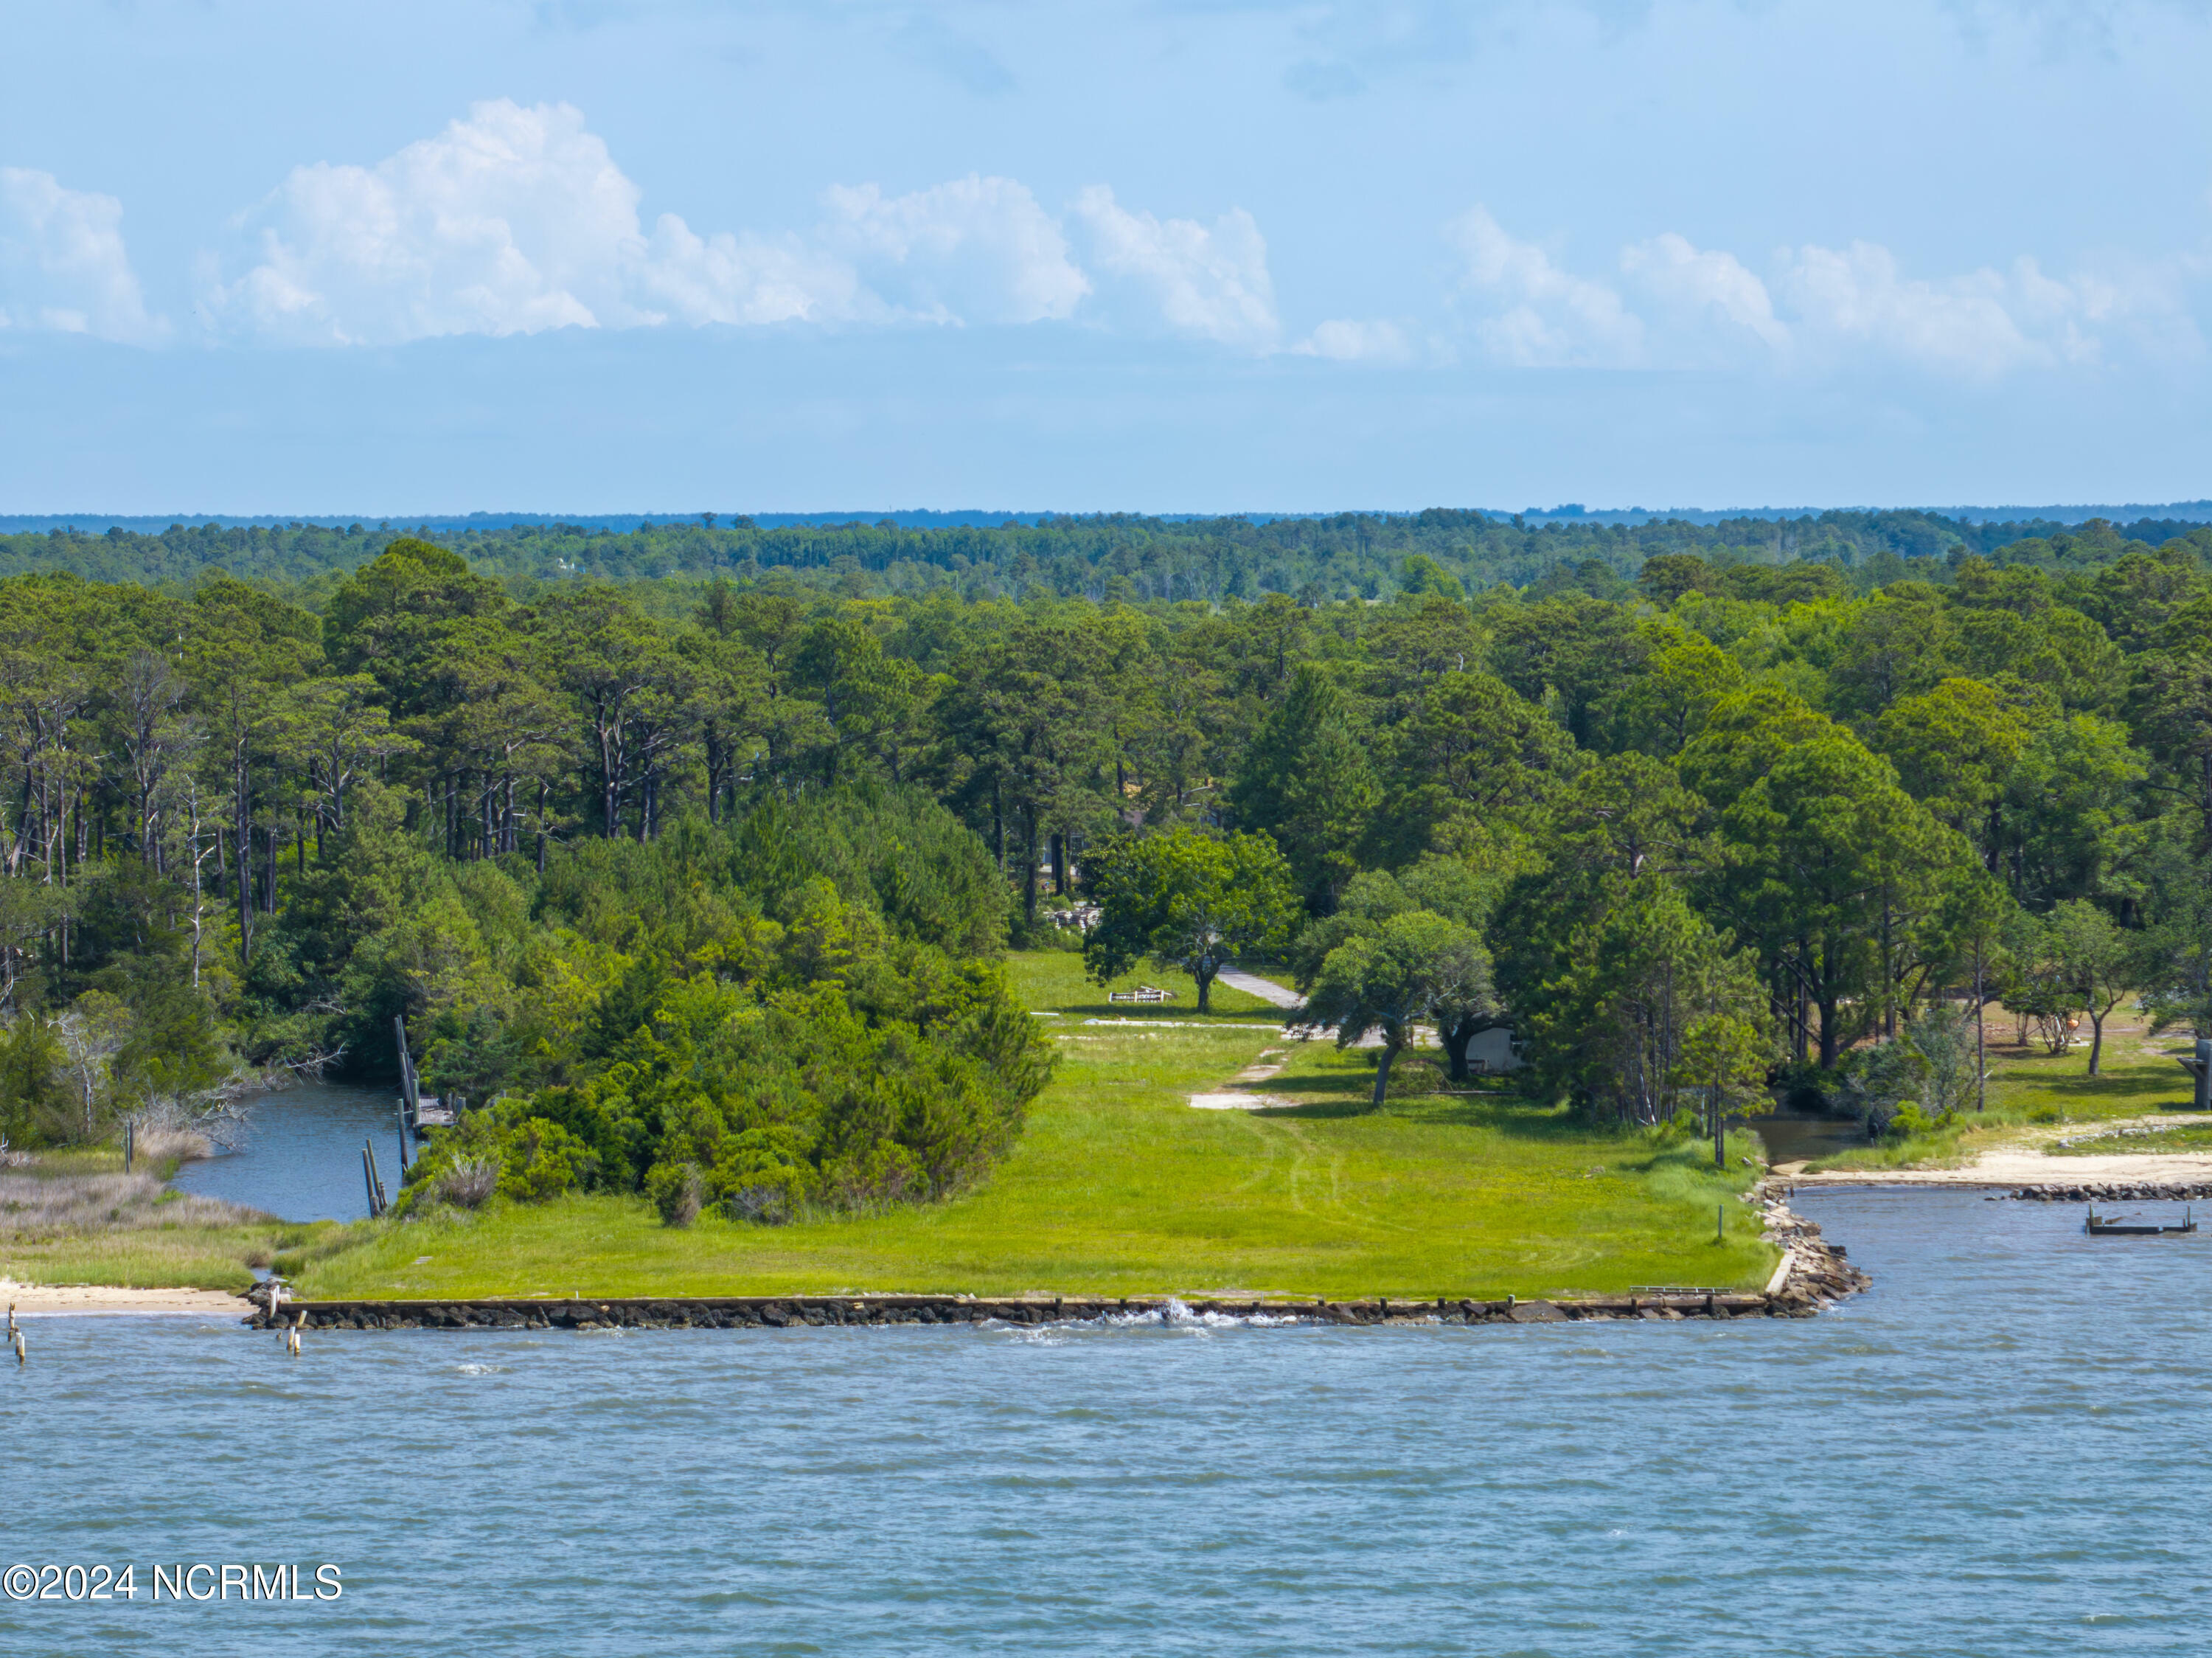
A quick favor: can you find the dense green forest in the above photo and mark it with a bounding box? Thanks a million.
[0,510,2207,1212]
[7,507,2211,609]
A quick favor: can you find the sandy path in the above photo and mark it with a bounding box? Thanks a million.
[0,1278,248,1317]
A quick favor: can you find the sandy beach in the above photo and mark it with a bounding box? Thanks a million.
[0,1279,250,1317]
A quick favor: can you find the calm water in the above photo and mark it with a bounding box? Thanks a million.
[168,1081,405,1222]
[6,1188,2211,1655]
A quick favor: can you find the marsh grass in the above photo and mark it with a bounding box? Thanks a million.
[0,1170,254,1234]
[296,951,1775,1301]
[0,1149,313,1291]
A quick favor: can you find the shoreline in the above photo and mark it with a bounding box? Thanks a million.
[1780,1153,2212,1189]
[0,1279,251,1317]
[9,1187,1875,1328]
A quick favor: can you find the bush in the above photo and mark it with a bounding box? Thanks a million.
[708,1125,818,1225]
[385,791,1052,1225]
[400,1114,599,1211]
[645,1160,706,1228]
[495,1118,597,1203]
[434,1156,499,1209]
[1886,1103,1961,1140]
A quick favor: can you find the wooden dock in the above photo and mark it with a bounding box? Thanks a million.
[2085,1204,2197,1236]
[408,1097,459,1128]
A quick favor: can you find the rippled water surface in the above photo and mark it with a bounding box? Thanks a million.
[7,1188,2212,1655]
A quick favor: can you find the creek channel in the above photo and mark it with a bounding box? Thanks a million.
[1739,1111,1868,1165]
[166,1079,402,1222]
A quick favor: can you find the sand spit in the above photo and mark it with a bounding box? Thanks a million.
[0,1277,248,1317]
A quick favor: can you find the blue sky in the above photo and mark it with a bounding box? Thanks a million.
[4,0,2212,514]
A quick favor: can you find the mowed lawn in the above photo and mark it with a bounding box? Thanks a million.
[296,951,1774,1301]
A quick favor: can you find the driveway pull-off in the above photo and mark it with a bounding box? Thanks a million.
[1216,969,1303,1010]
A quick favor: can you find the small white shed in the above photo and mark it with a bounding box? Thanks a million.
[1464,1027,1523,1074]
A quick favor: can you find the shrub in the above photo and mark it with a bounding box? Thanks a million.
[384,791,1052,1224]
[1886,1103,1960,1140]
[645,1160,706,1228]
[399,1114,599,1212]
[434,1156,499,1209]
[709,1126,818,1225]
[1778,1062,1846,1115]
[496,1118,597,1204]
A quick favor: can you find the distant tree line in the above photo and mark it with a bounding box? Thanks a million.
[7,507,2209,611]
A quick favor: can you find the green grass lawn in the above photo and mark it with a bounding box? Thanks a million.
[2046,1123,2212,1156]
[289,950,1774,1302]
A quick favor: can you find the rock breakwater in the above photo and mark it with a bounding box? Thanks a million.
[1756,1179,1873,1310]
[2000,1181,2212,1202]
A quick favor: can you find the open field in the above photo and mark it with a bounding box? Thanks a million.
[291,951,1773,1300]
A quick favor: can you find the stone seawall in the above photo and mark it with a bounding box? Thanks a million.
[1756,1179,1872,1308]
[245,1291,1798,1331]
[243,1246,1867,1332]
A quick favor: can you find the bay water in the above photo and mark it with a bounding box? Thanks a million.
[5,1187,2209,1655]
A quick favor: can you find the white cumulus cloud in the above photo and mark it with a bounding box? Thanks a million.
[213,99,863,344]
[1775,240,2051,376]
[1440,209,2197,379]
[1621,232,1790,355]
[822,175,1088,325]
[211,102,1256,349]
[216,100,663,343]
[1769,241,2203,375]
[1070,185,1279,350]
[0,168,164,344]
[1448,206,1643,367]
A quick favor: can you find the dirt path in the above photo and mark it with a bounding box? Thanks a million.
[1189,1044,1295,1110]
